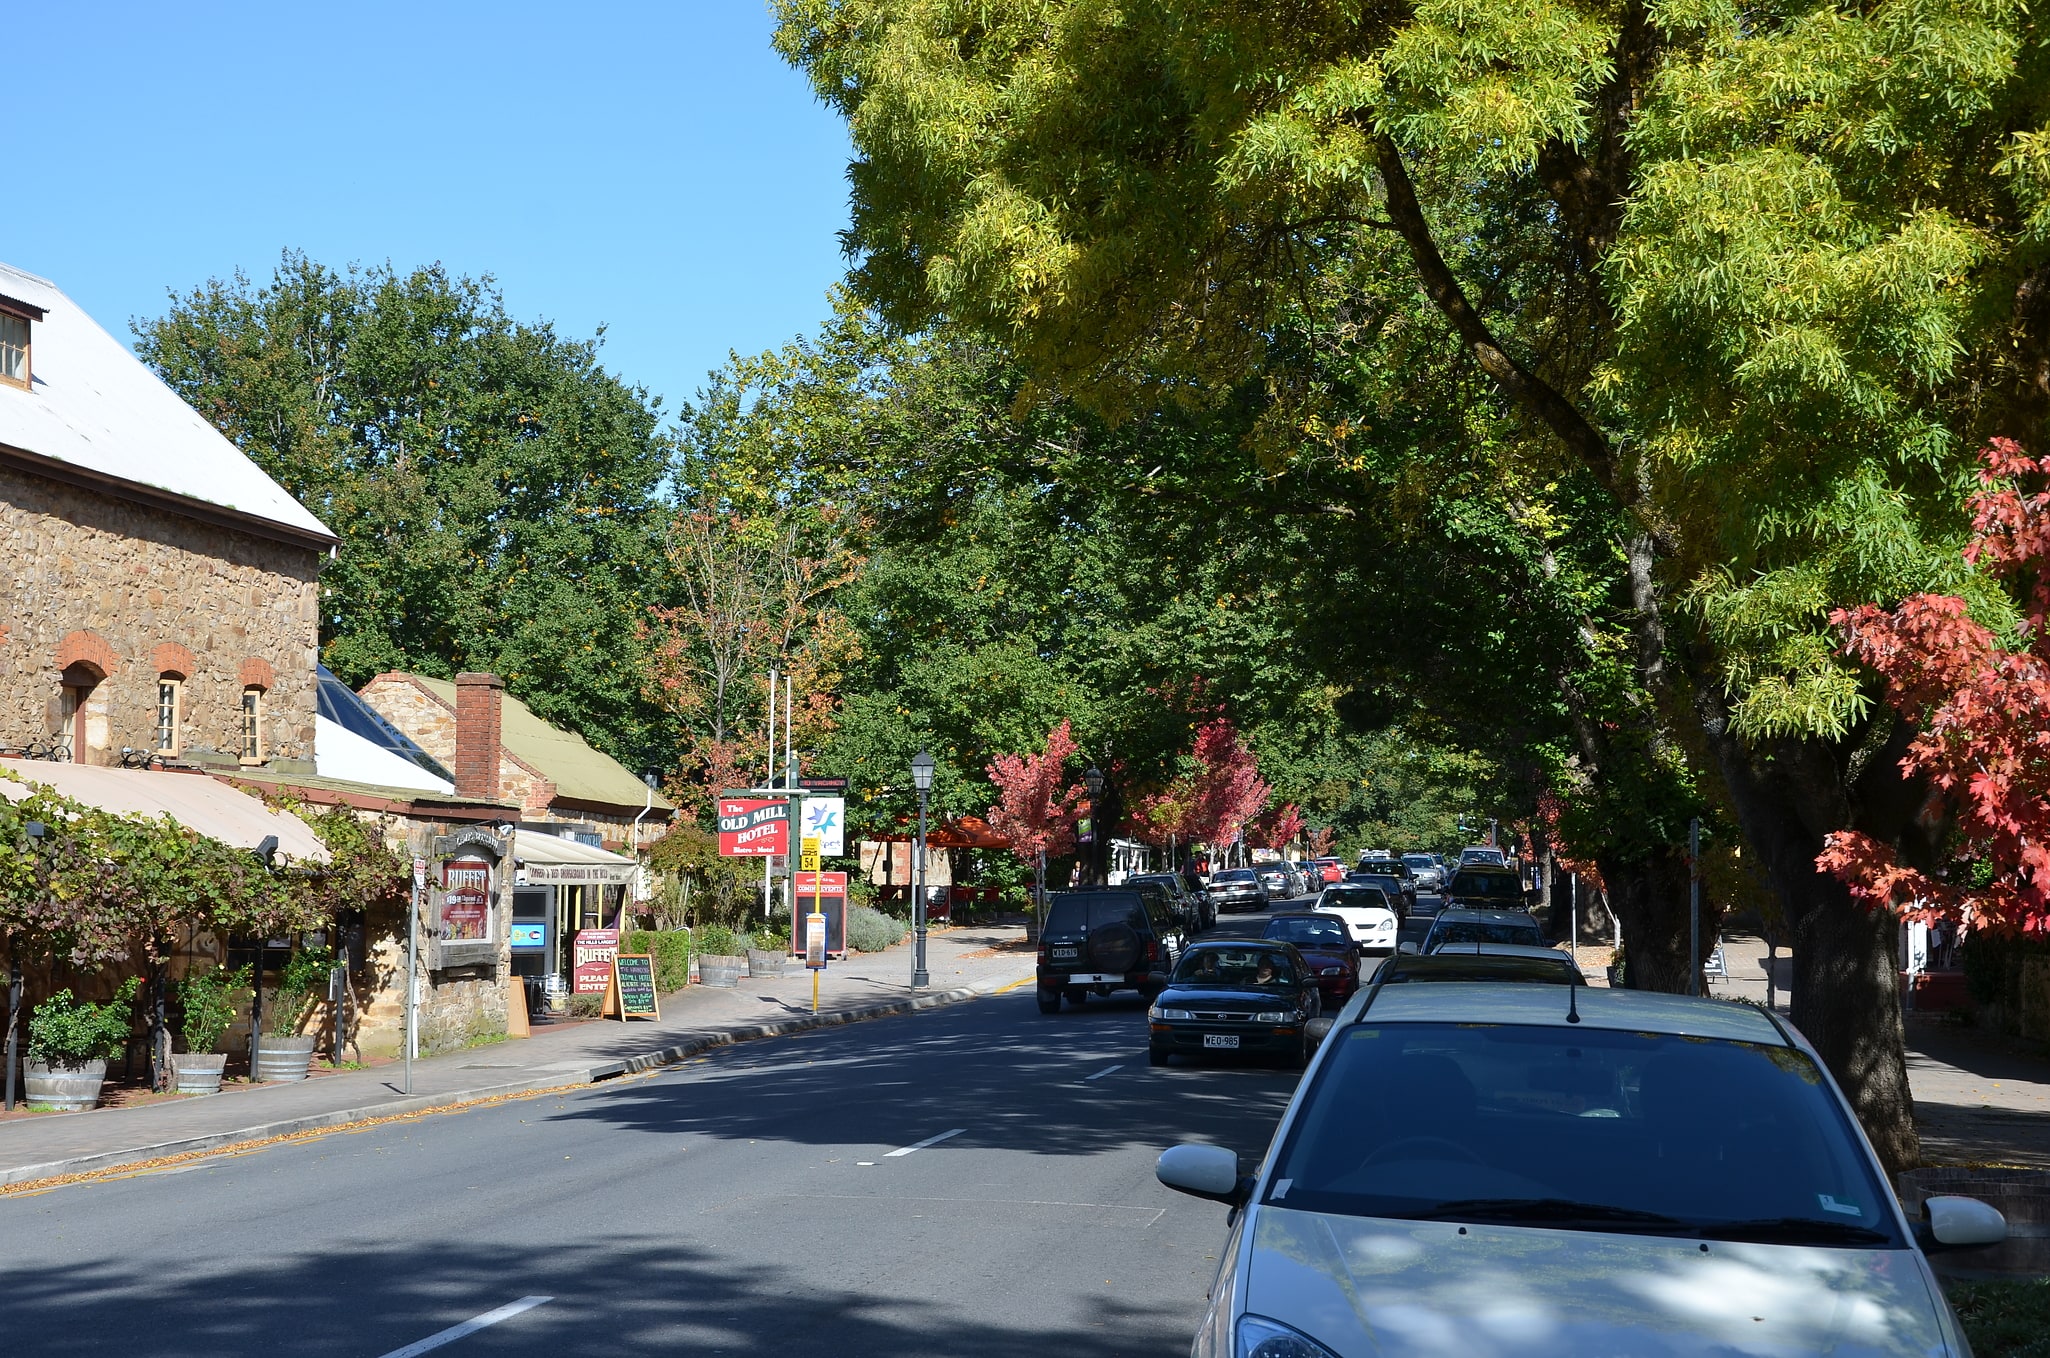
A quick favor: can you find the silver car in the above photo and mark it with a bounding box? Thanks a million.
[1157,984,2006,1357]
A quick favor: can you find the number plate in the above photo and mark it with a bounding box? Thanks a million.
[1203,1034,1240,1049]
[1051,947,1079,960]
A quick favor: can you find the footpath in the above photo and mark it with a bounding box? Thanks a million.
[0,924,1036,1189]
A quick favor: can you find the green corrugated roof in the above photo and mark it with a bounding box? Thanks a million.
[410,675,673,813]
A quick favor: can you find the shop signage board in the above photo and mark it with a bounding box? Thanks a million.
[717,798,790,856]
[801,797,845,856]
[798,776,849,793]
[612,954,659,1020]
[573,927,620,995]
[509,921,546,951]
[790,871,848,957]
[441,858,493,942]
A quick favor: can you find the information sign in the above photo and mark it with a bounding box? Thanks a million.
[801,797,845,855]
[717,798,791,856]
[612,954,660,1020]
[800,834,822,873]
[805,913,827,970]
[573,927,619,995]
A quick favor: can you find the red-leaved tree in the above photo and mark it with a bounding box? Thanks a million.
[987,719,1085,907]
[1252,802,1305,851]
[1819,439,2050,936]
[1183,719,1271,860]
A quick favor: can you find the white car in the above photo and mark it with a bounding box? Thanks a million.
[1157,983,2007,1358]
[1312,886,1398,954]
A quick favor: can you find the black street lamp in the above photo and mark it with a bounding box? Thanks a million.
[6,821,48,1112]
[910,750,935,988]
[1083,766,1104,884]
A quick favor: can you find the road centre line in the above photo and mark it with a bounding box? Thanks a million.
[884,1128,964,1157]
[1083,1064,1123,1082]
[376,1296,552,1358]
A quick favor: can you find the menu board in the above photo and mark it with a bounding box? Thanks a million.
[613,954,659,1021]
[441,857,492,942]
[573,927,619,994]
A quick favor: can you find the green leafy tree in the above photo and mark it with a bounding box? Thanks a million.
[135,251,674,769]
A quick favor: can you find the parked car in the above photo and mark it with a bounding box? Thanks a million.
[1254,863,1294,901]
[1443,865,1531,912]
[1126,871,1215,933]
[1155,983,2008,1358]
[1370,949,1585,985]
[1262,912,1363,1008]
[1313,885,1400,953]
[1034,888,1187,1014]
[1401,852,1444,891]
[1312,857,1345,885]
[1207,867,1269,913]
[1146,939,1322,1068]
[1416,907,1547,954]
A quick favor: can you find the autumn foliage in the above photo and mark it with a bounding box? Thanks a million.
[985,719,1085,865]
[1819,439,2050,935]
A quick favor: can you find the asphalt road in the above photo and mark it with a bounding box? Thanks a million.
[0,984,1299,1358]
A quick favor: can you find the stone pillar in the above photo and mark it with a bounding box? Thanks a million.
[453,672,504,800]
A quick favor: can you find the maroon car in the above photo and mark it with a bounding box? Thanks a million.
[1261,911,1361,1006]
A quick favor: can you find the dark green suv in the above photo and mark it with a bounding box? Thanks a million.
[1035,887,1188,1013]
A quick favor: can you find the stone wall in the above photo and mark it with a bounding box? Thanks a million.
[0,465,320,766]
[359,674,556,814]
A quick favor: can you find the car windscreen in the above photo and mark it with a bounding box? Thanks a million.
[1449,870,1523,899]
[1264,1022,1900,1246]
[1043,896,1146,934]
[1322,888,1390,909]
[1215,869,1256,882]
[1402,855,1434,869]
[1429,920,1544,948]
[1264,916,1351,948]
[1378,957,1577,984]
[1171,947,1299,988]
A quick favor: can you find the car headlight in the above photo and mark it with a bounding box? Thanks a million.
[1252,1010,1297,1023]
[1149,1006,1192,1020]
[1239,1314,1343,1358]
[1318,966,1345,976]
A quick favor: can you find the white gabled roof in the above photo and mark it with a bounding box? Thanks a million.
[0,260,335,544]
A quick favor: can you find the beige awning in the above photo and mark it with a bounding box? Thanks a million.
[514,830,635,886]
[0,760,331,863]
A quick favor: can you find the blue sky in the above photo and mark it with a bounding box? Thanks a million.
[9,2,852,414]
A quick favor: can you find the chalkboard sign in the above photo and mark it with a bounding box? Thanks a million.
[612,954,660,1021]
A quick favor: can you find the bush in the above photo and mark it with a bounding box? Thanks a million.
[28,979,140,1067]
[623,930,692,993]
[174,964,251,1054]
[1945,1276,2050,1357]
[269,947,335,1037]
[846,905,908,953]
[695,924,743,958]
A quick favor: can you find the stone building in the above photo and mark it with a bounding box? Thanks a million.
[0,259,333,768]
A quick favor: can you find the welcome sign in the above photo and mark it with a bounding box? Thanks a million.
[717,798,790,856]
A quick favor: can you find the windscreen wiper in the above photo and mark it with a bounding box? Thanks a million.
[1419,1198,1686,1229]
[1695,1217,1893,1246]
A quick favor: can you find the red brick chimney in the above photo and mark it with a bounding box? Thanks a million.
[453,672,504,801]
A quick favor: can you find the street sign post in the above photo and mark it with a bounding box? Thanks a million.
[407,855,425,1094]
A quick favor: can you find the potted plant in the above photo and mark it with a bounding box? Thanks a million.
[696,925,745,988]
[24,978,140,1111]
[256,947,332,1082]
[170,964,249,1095]
[748,919,791,979]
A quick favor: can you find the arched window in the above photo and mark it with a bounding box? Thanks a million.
[156,676,183,753]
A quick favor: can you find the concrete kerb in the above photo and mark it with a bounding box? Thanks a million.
[1,977,1006,1190]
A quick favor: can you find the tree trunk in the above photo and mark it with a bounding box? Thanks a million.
[1600,846,1693,992]
[1696,686,1925,1175]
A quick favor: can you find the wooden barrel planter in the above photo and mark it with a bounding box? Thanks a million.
[1899,1167,2050,1274]
[746,949,787,980]
[254,1035,318,1083]
[23,1059,106,1111]
[699,954,744,988]
[170,1053,227,1096]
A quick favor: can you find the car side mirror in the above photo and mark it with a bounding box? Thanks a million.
[1923,1195,2007,1250]
[1156,1143,1252,1207]
[1398,942,1421,956]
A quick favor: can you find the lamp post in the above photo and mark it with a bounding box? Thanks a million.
[5,820,46,1112]
[910,750,935,989]
[1083,765,1104,885]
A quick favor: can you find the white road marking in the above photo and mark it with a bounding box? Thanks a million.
[376,1296,552,1358]
[1083,1064,1123,1082]
[883,1128,964,1157]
